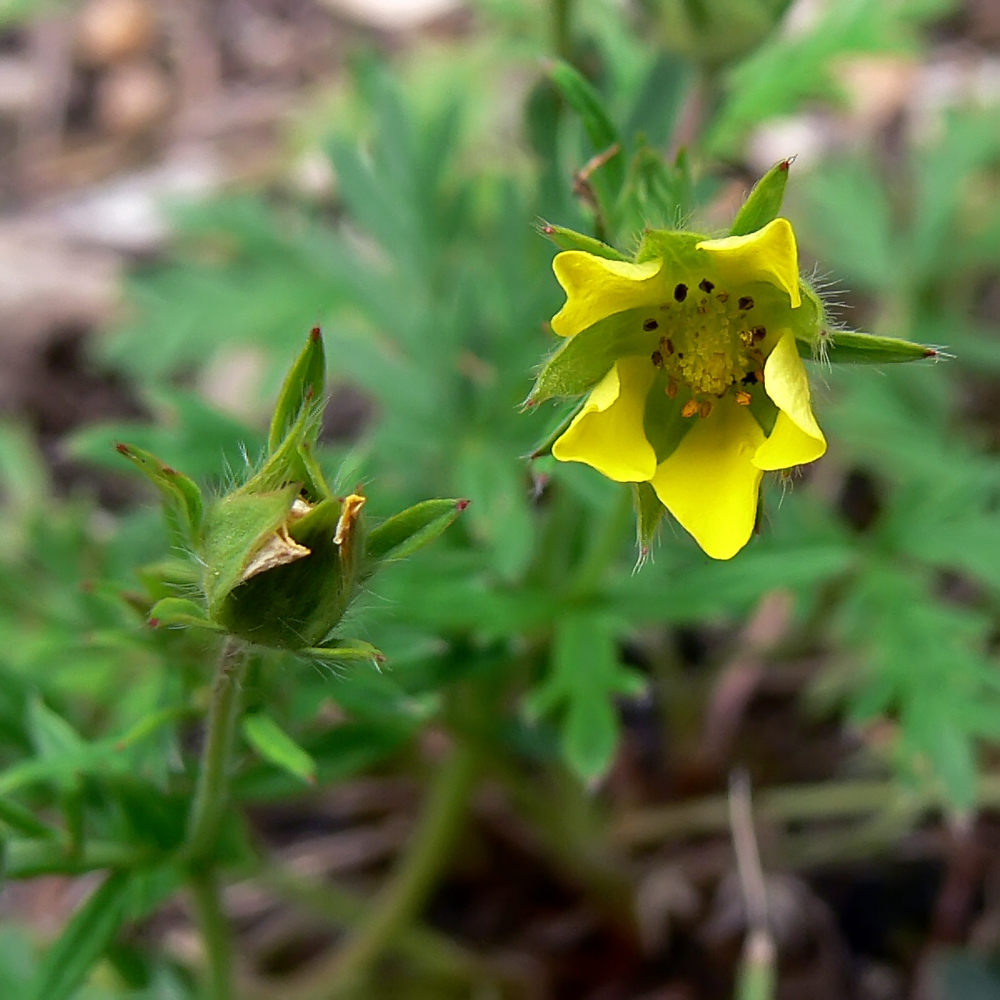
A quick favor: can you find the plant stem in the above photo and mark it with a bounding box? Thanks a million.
[185,637,247,864]
[189,867,235,1000]
[552,0,572,61]
[184,636,246,1000]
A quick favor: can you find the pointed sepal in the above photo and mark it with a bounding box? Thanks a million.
[729,158,792,238]
[115,443,204,546]
[539,222,628,261]
[148,598,224,632]
[802,329,942,364]
[268,327,326,454]
[632,482,666,565]
[365,498,469,567]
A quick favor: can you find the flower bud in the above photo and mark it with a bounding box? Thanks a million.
[120,329,466,656]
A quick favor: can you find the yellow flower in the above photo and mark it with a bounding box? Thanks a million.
[547,219,826,560]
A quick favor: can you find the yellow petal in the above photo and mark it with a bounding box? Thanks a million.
[753,330,826,470]
[551,252,662,337]
[697,218,801,308]
[650,395,765,560]
[552,356,658,482]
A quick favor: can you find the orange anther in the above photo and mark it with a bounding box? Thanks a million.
[735,390,752,406]
[698,400,712,419]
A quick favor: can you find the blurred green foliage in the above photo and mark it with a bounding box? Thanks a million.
[3,0,1000,994]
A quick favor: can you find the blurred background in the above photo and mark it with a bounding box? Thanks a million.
[4,0,1000,997]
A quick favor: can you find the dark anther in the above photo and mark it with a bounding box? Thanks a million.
[651,350,664,367]
[698,278,715,293]
[678,352,685,359]
[643,318,659,331]
[674,283,688,302]
[662,337,674,355]
[738,296,754,311]
[717,291,729,303]
[752,326,766,341]
[741,372,757,385]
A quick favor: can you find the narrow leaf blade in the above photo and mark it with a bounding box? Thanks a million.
[243,713,316,785]
[29,872,132,1000]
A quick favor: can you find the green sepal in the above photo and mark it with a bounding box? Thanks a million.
[115,443,203,545]
[241,389,322,497]
[525,308,648,406]
[633,482,666,561]
[539,222,628,261]
[242,713,317,785]
[268,327,326,454]
[214,496,361,650]
[301,640,385,665]
[148,598,223,632]
[528,398,586,459]
[800,329,940,364]
[201,484,301,614]
[729,158,792,237]
[365,499,468,566]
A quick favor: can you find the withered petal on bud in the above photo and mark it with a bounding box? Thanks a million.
[241,525,311,584]
[334,494,366,547]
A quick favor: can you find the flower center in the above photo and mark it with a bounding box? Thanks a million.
[646,278,766,411]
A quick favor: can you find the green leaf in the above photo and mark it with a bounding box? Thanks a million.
[547,59,625,214]
[27,698,86,762]
[538,223,628,261]
[365,499,469,564]
[525,613,645,782]
[547,60,621,160]
[268,327,326,454]
[243,713,317,785]
[729,158,792,237]
[29,871,133,1000]
[803,330,939,364]
[148,598,223,632]
[456,443,534,580]
[114,442,204,546]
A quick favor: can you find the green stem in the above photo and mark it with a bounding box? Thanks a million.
[281,742,477,1000]
[552,0,573,61]
[189,867,235,1000]
[183,637,246,1000]
[185,637,247,864]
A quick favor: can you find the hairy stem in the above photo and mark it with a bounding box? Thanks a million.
[184,637,247,1000]
[185,637,247,863]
